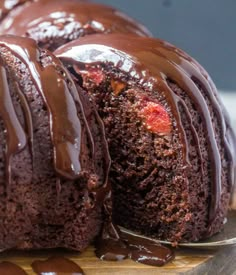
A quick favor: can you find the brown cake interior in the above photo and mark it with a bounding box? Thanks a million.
[68,63,230,242]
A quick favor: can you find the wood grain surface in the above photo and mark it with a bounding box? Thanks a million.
[0,245,236,275]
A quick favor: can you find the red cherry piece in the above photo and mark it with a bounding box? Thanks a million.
[139,101,171,134]
[86,68,105,86]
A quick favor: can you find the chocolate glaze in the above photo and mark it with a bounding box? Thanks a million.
[32,256,84,275]
[95,215,174,266]
[95,238,129,261]
[122,231,174,266]
[55,34,236,233]
[14,82,34,160]
[0,1,151,51]
[0,66,27,185]
[0,0,29,21]
[95,196,174,266]
[95,197,129,261]
[0,261,27,275]
[0,36,109,183]
[0,34,110,218]
[95,227,174,266]
[0,35,83,180]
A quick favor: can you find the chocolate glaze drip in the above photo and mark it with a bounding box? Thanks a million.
[0,257,84,275]
[14,82,34,162]
[0,1,151,51]
[95,198,174,266]
[0,34,110,219]
[95,233,174,266]
[95,214,174,266]
[55,34,236,230]
[95,197,128,261]
[32,256,84,275]
[72,84,111,206]
[156,41,235,192]
[0,66,27,185]
[123,231,174,266]
[0,35,87,180]
[0,261,27,275]
[153,41,234,222]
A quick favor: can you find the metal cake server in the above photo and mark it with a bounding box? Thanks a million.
[119,211,236,249]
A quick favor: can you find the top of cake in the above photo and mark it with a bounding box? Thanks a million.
[0,0,151,51]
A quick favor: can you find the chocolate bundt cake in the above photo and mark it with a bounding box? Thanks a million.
[0,1,151,51]
[0,34,110,251]
[55,34,236,243]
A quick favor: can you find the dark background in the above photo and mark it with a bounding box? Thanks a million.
[93,0,236,91]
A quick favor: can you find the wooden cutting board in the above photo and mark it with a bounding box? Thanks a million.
[0,245,236,275]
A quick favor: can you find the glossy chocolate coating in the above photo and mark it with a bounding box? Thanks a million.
[32,256,84,275]
[94,196,174,266]
[0,257,85,275]
[0,34,110,218]
[0,0,88,22]
[0,35,82,180]
[0,1,151,51]
[0,66,27,184]
[95,228,174,266]
[0,0,29,21]
[0,262,27,275]
[55,34,236,231]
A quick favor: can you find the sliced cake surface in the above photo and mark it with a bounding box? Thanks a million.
[56,34,236,242]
